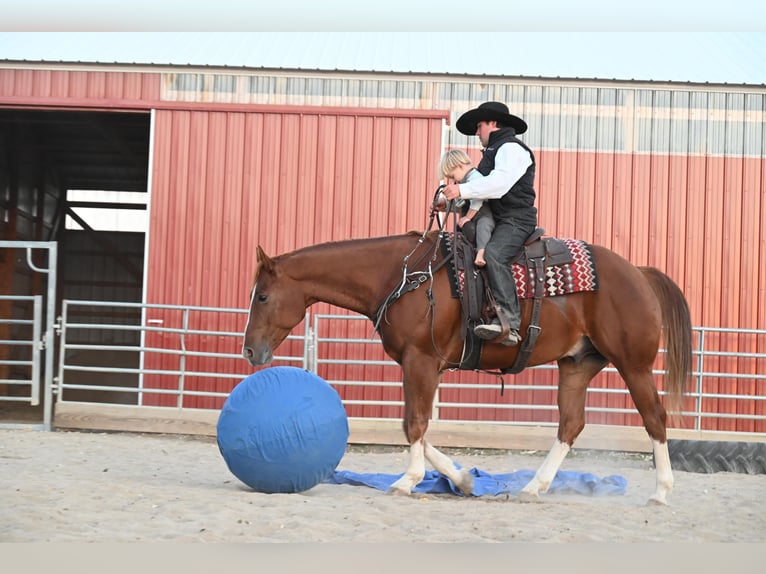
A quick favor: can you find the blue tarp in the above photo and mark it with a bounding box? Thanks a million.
[326,467,627,496]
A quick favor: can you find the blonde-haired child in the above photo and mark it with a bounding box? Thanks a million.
[437,150,495,267]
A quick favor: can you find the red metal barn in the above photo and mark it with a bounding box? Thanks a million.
[1,62,764,436]
[141,105,448,407]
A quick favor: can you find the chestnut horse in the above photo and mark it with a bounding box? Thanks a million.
[242,231,692,505]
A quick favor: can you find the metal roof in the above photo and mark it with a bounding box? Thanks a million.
[2,32,765,86]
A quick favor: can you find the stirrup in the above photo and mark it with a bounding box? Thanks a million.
[500,329,521,346]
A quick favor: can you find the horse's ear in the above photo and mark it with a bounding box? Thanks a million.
[256,245,274,272]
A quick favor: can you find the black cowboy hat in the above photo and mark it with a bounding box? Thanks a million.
[455,101,528,135]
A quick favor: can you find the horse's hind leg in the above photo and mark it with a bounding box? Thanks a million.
[521,353,607,500]
[620,367,673,505]
[649,438,673,506]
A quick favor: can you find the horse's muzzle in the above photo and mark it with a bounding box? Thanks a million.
[242,342,273,367]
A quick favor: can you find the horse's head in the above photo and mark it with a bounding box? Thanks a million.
[241,246,307,367]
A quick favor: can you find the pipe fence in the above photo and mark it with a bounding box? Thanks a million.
[51,301,766,439]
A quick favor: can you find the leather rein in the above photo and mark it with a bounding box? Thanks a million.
[372,185,459,334]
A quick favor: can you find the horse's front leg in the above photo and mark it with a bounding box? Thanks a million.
[388,439,475,496]
[388,438,426,496]
[387,351,435,495]
[388,352,473,496]
[424,441,474,496]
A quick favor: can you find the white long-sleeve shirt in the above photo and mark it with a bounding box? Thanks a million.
[457,142,533,200]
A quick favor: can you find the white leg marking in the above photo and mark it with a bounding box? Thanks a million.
[648,438,674,506]
[424,442,474,496]
[241,282,257,355]
[520,440,571,498]
[389,438,426,495]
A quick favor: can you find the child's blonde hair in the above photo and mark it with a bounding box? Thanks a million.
[438,149,473,179]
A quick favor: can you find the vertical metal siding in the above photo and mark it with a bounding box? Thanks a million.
[0,68,161,102]
[142,107,447,407]
[155,71,766,426]
[3,65,764,429]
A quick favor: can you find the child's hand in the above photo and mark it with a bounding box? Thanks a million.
[442,184,460,201]
[458,216,470,228]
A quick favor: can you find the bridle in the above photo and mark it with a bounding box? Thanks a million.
[372,185,463,367]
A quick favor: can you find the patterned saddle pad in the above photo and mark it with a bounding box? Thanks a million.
[448,235,599,301]
[513,238,598,299]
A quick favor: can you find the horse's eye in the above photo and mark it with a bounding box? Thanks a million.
[257,294,268,303]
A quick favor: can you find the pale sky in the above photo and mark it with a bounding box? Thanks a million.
[1,2,765,85]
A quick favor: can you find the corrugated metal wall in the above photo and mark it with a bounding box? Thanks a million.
[0,67,160,102]
[146,106,445,306]
[162,71,766,329]
[160,70,765,430]
[2,65,764,430]
[160,70,766,430]
[141,106,448,406]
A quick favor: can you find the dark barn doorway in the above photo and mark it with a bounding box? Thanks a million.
[0,108,151,425]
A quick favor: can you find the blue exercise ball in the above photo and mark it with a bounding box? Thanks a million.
[217,366,349,494]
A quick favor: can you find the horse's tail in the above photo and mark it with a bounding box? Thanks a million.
[639,266,693,419]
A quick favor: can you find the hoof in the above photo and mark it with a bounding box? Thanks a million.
[646,495,668,507]
[455,469,475,496]
[517,490,543,503]
[386,485,412,497]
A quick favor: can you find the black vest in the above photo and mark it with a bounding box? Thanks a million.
[476,127,537,223]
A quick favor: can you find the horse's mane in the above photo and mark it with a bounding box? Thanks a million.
[407,229,440,240]
[281,231,436,258]
[252,232,441,287]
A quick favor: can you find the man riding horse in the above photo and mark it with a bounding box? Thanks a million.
[441,101,538,347]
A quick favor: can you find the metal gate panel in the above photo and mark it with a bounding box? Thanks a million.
[0,295,42,406]
[0,241,58,430]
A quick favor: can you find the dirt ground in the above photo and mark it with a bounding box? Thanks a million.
[2,428,765,544]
